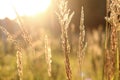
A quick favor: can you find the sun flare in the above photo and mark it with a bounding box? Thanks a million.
[0,0,51,19]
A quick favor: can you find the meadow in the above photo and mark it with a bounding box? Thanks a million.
[0,0,119,80]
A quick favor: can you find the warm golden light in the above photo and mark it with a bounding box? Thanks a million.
[0,0,51,19]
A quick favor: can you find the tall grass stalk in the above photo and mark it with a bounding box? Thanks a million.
[13,6,32,47]
[104,0,110,79]
[105,0,120,79]
[45,35,52,77]
[56,0,74,80]
[16,47,23,80]
[0,26,23,80]
[78,6,87,80]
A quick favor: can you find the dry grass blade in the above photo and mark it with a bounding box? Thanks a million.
[13,6,32,47]
[105,0,120,79]
[0,26,15,43]
[56,0,74,80]
[78,6,87,79]
[45,35,52,77]
[0,26,23,80]
[16,47,23,80]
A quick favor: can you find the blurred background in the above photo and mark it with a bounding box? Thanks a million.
[0,0,106,80]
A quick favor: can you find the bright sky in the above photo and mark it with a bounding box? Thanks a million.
[0,0,51,19]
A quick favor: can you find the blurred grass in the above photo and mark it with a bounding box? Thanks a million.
[0,31,104,80]
[0,28,105,78]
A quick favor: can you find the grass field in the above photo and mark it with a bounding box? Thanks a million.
[0,0,120,80]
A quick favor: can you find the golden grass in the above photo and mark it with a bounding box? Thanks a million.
[78,6,87,80]
[0,26,23,80]
[104,0,120,79]
[45,35,52,77]
[16,47,23,80]
[56,0,74,80]
[0,0,119,80]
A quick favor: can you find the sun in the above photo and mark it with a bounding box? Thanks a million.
[0,0,51,19]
